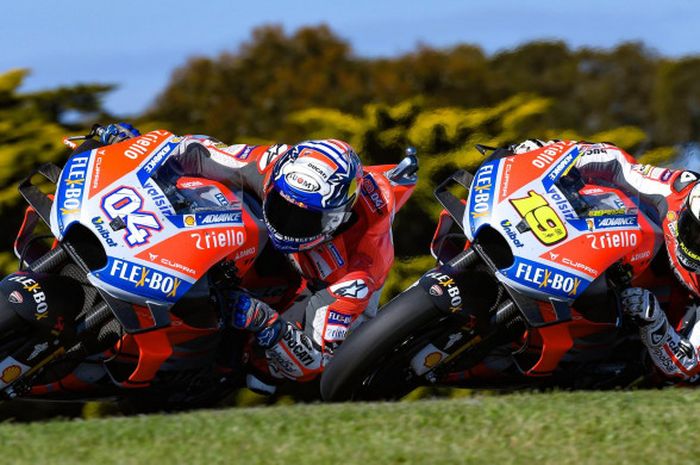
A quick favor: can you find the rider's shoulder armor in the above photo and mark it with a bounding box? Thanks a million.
[256,144,290,173]
[672,170,700,193]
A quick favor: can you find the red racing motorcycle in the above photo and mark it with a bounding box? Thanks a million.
[321,141,673,401]
[0,126,416,409]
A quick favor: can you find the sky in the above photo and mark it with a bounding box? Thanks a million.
[3,0,700,116]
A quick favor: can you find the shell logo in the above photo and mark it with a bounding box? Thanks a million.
[1,365,22,384]
[424,352,444,368]
[184,215,196,227]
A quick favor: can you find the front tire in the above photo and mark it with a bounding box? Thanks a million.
[320,284,444,401]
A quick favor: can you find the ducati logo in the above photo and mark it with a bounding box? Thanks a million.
[429,284,443,297]
[8,291,23,304]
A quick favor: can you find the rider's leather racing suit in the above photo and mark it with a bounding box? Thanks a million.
[168,136,402,385]
[512,140,700,381]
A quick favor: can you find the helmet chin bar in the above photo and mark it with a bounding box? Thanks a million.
[266,221,327,253]
[263,192,353,253]
[678,241,700,273]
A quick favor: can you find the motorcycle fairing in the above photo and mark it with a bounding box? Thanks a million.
[463,142,661,303]
[49,131,266,308]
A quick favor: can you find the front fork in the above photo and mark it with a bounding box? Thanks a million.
[408,249,522,381]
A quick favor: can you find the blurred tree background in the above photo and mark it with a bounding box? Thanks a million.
[1,24,698,292]
[0,69,112,273]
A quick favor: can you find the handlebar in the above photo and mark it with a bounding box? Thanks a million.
[62,124,107,150]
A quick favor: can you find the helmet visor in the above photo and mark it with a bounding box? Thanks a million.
[263,188,350,252]
[264,189,324,239]
[677,207,700,270]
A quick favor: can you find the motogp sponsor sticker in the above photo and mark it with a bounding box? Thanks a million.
[0,357,30,388]
[8,275,49,320]
[98,257,188,302]
[326,243,345,267]
[468,160,499,235]
[143,179,175,216]
[588,215,638,230]
[586,230,639,249]
[328,310,352,326]
[281,330,316,366]
[234,246,257,260]
[559,257,599,278]
[549,189,577,221]
[330,280,369,299]
[144,253,196,276]
[633,164,671,182]
[56,154,90,231]
[505,256,590,299]
[123,132,166,161]
[136,139,180,185]
[8,291,23,304]
[324,310,353,342]
[91,217,118,247]
[286,172,321,193]
[423,270,462,313]
[214,192,229,206]
[169,211,243,229]
[232,145,255,160]
[530,141,572,169]
[541,147,580,191]
[630,250,652,262]
[191,229,246,250]
[200,212,243,225]
[361,174,387,213]
[27,342,49,361]
[500,219,524,248]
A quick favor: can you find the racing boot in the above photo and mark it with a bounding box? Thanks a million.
[622,288,700,378]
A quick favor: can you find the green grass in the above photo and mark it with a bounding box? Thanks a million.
[1,389,699,465]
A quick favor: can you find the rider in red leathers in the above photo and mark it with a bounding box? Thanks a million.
[512,140,700,382]
[117,130,418,392]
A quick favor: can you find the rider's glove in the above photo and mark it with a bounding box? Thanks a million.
[100,122,141,145]
[620,287,661,326]
[232,294,284,348]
